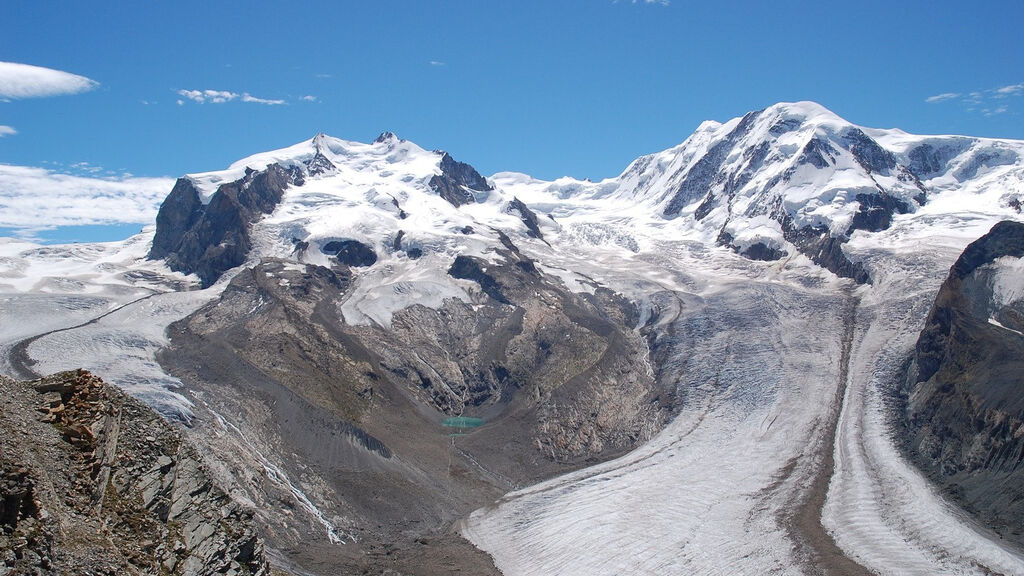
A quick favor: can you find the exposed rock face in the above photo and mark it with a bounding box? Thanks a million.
[847,192,912,233]
[148,164,299,287]
[901,220,1024,544]
[507,197,546,242]
[0,370,268,575]
[843,127,897,173]
[448,255,511,304]
[782,220,871,284]
[303,151,336,176]
[149,178,206,261]
[321,239,377,267]
[428,152,493,207]
[906,141,969,180]
[156,250,669,574]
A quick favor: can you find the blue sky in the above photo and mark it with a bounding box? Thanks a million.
[1,0,1023,242]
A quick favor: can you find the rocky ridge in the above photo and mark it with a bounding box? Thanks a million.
[0,369,269,575]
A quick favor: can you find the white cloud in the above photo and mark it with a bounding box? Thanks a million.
[996,83,1024,96]
[430,60,447,67]
[300,95,318,102]
[0,61,98,99]
[925,92,959,103]
[0,164,173,229]
[241,93,285,105]
[176,89,286,105]
[927,82,1024,116]
[0,126,15,137]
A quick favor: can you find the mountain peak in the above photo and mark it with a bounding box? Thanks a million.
[765,100,844,123]
[374,131,399,144]
[312,132,329,148]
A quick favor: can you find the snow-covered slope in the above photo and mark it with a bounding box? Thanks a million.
[500,101,1024,277]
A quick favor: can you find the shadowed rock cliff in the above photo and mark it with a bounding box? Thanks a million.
[149,164,300,287]
[901,220,1024,544]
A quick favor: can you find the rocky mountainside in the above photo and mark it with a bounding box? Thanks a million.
[901,219,1024,543]
[156,250,665,573]
[0,370,269,575]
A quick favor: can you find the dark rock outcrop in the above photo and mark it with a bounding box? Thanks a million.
[507,197,546,242]
[428,152,493,207]
[782,220,871,284]
[149,178,206,261]
[848,192,912,233]
[717,230,787,262]
[796,136,839,170]
[449,256,511,304]
[905,141,969,180]
[322,239,377,267]
[742,242,787,261]
[843,127,897,173]
[901,220,1024,545]
[0,370,269,575]
[148,164,299,287]
[304,151,336,176]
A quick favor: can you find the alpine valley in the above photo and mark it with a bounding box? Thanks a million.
[2,101,1024,575]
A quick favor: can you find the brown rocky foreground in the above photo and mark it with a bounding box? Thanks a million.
[0,369,269,576]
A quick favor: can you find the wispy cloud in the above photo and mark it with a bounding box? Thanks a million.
[615,0,670,5]
[430,60,447,67]
[176,89,286,105]
[0,164,173,229]
[927,82,1024,117]
[996,83,1024,97]
[300,95,318,102]
[0,61,98,99]
[314,73,333,79]
[0,126,15,137]
[925,92,959,103]
[241,93,285,105]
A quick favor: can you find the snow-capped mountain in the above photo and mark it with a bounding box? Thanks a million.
[3,101,1024,575]
[501,101,1024,280]
[147,101,1024,298]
